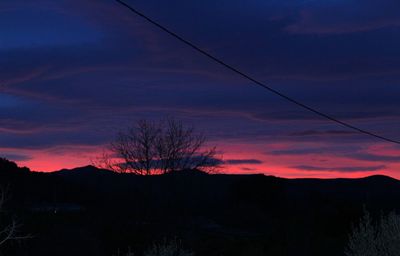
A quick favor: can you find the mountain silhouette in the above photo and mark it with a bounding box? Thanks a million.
[1,159,400,256]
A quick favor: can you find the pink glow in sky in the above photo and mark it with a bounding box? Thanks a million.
[2,0,400,179]
[4,140,400,179]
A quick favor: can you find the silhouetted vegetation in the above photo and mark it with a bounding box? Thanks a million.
[95,118,220,175]
[144,238,194,256]
[114,239,193,256]
[0,187,14,248]
[0,184,30,251]
[346,209,400,256]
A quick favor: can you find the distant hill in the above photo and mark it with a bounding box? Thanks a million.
[1,159,400,256]
[54,165,115,177]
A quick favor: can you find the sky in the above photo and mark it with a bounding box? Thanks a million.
[1,0,400,178]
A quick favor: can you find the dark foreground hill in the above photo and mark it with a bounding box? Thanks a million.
[1,160,400,256]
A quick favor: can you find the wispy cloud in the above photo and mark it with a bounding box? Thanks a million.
[224,159,263,165]
[292,165,387,173]
[350,153,400,163]
[286,1,400,34]
[0,153,32,161]
[288,130,359,137]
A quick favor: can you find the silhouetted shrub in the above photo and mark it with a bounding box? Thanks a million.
[144,238,194,256]
[113,239,194,256]
[346,209,400,256]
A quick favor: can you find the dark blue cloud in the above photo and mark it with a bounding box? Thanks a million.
[0,9,102,48]
[350,153,400,163]
[269,145,362,156]
[224,159,263,165]
[288,130,359,137]
[0,153,32,161]
[269,147,400,166]
[285,0,400,34]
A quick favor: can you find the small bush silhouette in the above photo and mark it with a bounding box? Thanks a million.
[346,209,400,256]
[144,238,194,256]
[114,239,194,256]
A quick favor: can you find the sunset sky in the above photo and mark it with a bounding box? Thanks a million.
[2,0,400,178]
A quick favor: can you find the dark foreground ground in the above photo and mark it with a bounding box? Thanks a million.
[1,159,400,256]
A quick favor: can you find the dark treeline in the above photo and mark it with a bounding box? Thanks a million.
[1,158,400,256]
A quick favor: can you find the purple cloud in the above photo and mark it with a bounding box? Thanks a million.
[286,0,400,34]
[224,159,263,165]
[292,165,387,173]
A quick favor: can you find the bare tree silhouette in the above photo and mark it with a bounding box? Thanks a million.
[155,118,219,174]
[0,187,29,248]
[95,118,220,175]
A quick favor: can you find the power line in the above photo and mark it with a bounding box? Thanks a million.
[115,0,400,145]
